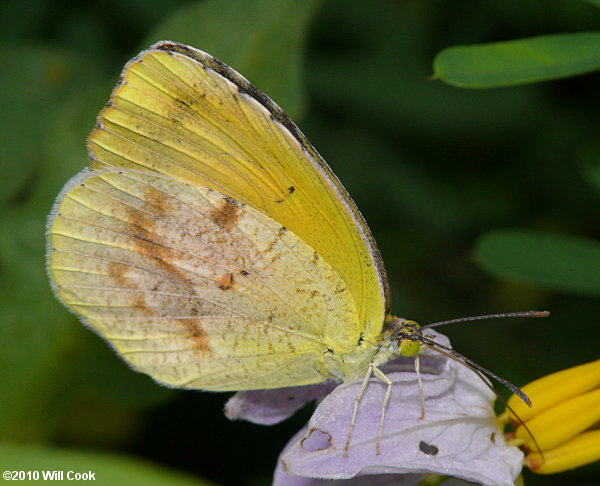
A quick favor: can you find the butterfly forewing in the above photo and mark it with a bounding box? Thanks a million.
[87,42,388,344]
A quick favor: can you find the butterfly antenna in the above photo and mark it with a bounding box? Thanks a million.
[418,336,532,406]
[423,310,549,329]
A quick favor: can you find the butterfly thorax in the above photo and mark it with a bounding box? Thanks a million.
[329,316,424,382]
[324,340,380,382]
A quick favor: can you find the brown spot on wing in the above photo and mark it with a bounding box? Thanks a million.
[217,272,234,290]
[180,319,212,353]
[262,226,287,256]
[144,186,174,214]
[132,293,150,314]
[122,188,192,285]
[131,233,191,285]
[107,261,155,314]
[275,186,295,203]
[107,261,133,287]
[209,197,240,231]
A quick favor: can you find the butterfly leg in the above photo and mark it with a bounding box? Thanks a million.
[344,364,373,457]
[415,354,425,420]
[344,363,391,457]
[372,365,392,456]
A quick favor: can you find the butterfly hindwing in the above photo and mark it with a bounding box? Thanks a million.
[48,169,363,389]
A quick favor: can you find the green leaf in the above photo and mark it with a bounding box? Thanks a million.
[36,85,110,203]
[579,141,600,196]
[309,0,540,139]
[0,85,170,441]
[144,0,320,118]
[584,0,600,8]
[0,44,99,208]
[0,1,47,41]
[474,230,600,296]
[0,205,82,440]
[0,442,214,486]
[434,32,600,88]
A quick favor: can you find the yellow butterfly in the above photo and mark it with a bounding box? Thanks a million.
[47,42,542,422]
[47,41,394,392]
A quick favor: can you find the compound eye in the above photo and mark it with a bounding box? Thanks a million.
[399,339,420,357]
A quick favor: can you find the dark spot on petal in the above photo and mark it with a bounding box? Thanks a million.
[288,186,295,194]
[419,440,439,456]
[240,270,249,276]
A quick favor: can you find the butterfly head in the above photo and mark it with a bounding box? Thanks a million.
[381,316,424,359]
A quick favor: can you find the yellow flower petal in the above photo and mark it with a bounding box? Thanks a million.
[507,359,600,423]
[516,388,600,451]
[526,430,600,474]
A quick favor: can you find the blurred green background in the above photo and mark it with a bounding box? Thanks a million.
[0,0,598,485]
